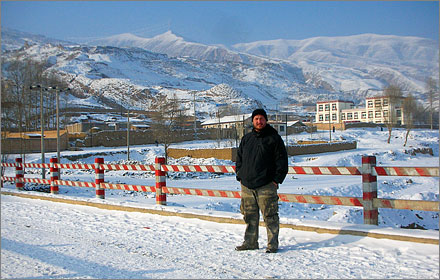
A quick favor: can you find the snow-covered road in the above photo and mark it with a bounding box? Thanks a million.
[1,194,438,279]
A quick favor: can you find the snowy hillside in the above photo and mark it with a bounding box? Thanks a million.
[88,31,438,94]
[0,27,74,51]
[1,28,438,117]
[87,31,257,64]
[232,34,438,94]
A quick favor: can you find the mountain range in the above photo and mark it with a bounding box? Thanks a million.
[1,27,438,119]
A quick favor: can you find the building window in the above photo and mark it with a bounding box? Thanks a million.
[383,99,388,107]
[361,112,366,119]
[332,113,337,121]
[318,104,323,111]
[280,126,285,132]
[396,109,401,117]
[383,110,388,117]
[368,111,373,118]
[375,111,381,118]
[347,113,353,120]
[368,100,373,108]
[319,114,323,121]
[325,114,329,121]
[341,113,346,120]
[332,103,337,111]
[375,99,382,107]
[325,104,330,111]
[354,112,358,119]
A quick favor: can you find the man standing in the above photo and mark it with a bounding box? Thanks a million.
[235,109,288,253]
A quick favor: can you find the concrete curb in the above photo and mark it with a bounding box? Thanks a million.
[2,191,438,245]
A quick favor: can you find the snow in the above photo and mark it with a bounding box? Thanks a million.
[1,127,439,278]
[4,29,438,115]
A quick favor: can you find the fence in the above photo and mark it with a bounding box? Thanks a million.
[1,155,438,226]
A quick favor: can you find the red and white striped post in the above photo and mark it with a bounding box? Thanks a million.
[155,157,166,205]
[15,158,24,191]
[50,157,59,194]
[362,155,378,225]
[95,157,105,199]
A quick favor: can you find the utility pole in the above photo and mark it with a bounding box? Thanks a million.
[127,108,130,161]
[328,101,332,142]
[30,85,46,179]
[193,91,197,139]
[285,114,288,144]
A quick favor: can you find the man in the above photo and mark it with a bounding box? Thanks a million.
[235,108,288,253]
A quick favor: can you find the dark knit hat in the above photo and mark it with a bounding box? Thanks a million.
[251,108,268,121]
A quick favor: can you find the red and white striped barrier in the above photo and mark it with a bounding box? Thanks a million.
[288,166,361,175]
[50,157,59,194]
[55,180,96,188]
[22,178,51,185]
[101,164,155,171]
[101,183,156,193]
[155,157,166,205]
[374,198,438,212]
[22,163,50,169]
[2,163,17,167]
[1,176,15,182]
[15,158,24,191]
[362,156,378,225]
[54,163,95,170]
[374,166,439,177]
[95,158,105,199]
[163,186,242,198]
[2,162,439,178]
[162,164,236,174]
[278,193,363,207]
[1,156,438,226]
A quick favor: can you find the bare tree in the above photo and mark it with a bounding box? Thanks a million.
[382,85,403,144]
[150,94,183,163]
[426,77,439,130]
[402,94,416,147]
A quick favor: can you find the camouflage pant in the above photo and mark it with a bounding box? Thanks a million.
[240,182,279,250]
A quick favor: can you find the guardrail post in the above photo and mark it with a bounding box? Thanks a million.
[362,155,378,225]
[15,158,24,191]
[155,157,166,205]
[50,157,59,194]
[95,157,105,199]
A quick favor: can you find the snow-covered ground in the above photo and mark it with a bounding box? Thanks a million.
[1,127,439,278]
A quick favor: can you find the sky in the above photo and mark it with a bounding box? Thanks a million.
[1,1,438,46]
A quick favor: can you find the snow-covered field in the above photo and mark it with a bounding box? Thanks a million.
[1,127,439,278]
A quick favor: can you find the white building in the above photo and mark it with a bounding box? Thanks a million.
[315,96,405,125]
[201,114,252,129]
[315,100,354,123]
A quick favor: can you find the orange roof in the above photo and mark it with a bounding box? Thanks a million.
[3,130,68,139]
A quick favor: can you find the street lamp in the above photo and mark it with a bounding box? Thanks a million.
[192,91,197,140]
[30,85,46,179]
[46,86,70,162]
[127,108,130,161]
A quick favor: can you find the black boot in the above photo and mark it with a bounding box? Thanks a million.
[235,243,259,251]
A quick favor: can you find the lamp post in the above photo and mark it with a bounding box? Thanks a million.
[127,108,130,161]
[46,86,70,175]
[30,85,45,179]
[47,86,60,162]
[192,91,197,140]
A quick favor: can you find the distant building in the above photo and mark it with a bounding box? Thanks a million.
[315,96,406,125]
[201,114,252,129]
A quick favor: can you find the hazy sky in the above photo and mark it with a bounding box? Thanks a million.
[2,1,438,46]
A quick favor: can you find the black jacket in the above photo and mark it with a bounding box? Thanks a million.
[236,124,288,189]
